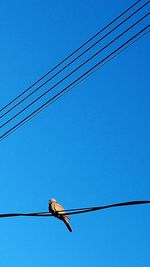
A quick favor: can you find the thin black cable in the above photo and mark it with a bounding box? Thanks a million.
[0,0,142,112]
[1,12,149,128]
[64,200,150,216]
[67,28,150,95]
[1,29,148,142]
[0,25,149,141]
[1,1,148,119]
[0,200,149,218]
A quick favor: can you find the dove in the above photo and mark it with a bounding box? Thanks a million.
[49,198,72,232]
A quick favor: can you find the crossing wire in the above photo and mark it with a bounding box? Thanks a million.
[0,30,148,141]
[0,12,149,129]
[0,1,149,121]
[0,0,143,113]
[0,25,149,141]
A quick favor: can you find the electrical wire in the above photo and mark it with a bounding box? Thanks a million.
[0,200,150,218]
[67,28,150,97]
[1,27,148,141]
[1,12,149,129]
[0,0,148,119]
[0,0,142,113]
[0,25,149,141]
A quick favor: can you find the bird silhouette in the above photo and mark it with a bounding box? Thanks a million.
[49,198,72,232]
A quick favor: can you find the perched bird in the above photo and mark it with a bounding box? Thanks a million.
[49,198,72,232]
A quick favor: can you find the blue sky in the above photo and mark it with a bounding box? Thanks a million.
[0,0,150,266]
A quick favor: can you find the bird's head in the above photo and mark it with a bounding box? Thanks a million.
[49,198,57,203]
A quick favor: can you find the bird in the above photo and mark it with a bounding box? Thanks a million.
[49,198,72,232]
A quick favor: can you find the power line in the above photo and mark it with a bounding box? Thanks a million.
[68,28,150,98]
[0,0,143,113]
[0,200,150,218]
[0,0,148,119]
[1,28,148,142]
[65,200,150,216]
[1,12,149,129]
[0,25,149,141]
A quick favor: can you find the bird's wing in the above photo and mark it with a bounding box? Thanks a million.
[54,202,70,222]
[50,202,65,213]
[54,202,65,213]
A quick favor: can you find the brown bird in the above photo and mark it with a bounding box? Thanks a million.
[49,198,72,232]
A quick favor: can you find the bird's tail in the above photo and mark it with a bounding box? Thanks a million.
[64,220,72,232]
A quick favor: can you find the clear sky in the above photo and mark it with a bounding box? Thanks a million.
[0,0,150,266]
